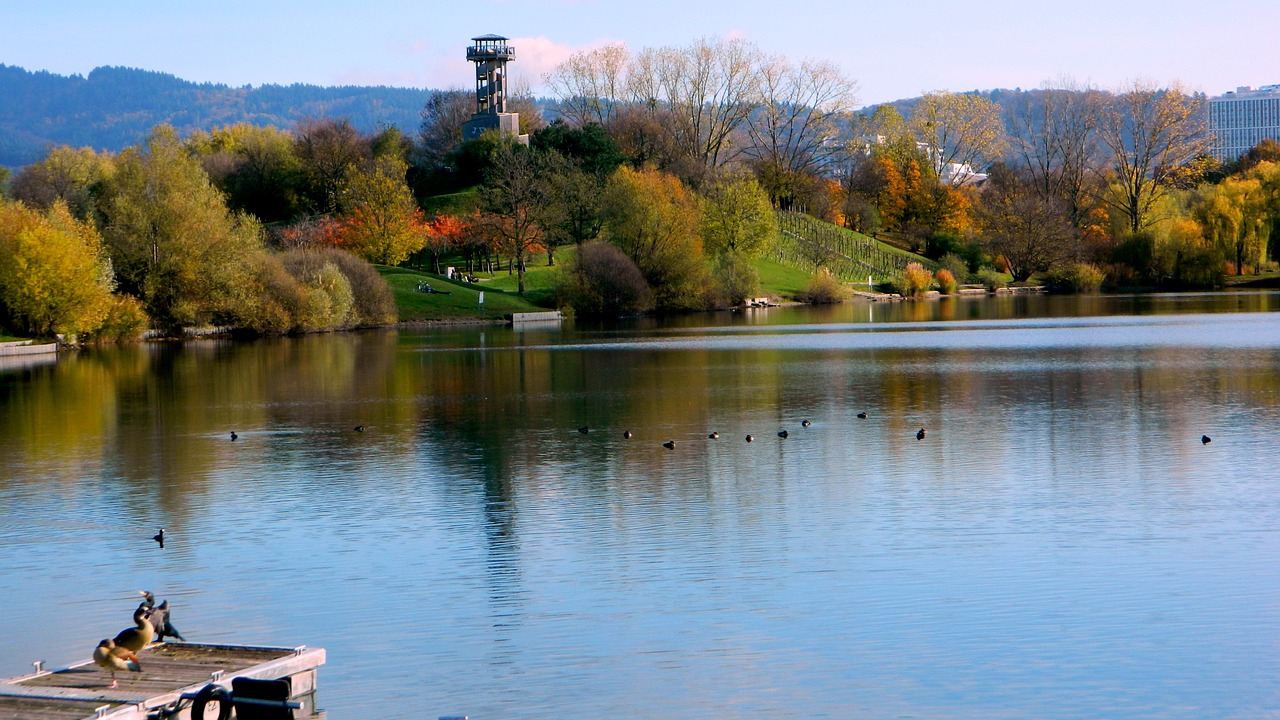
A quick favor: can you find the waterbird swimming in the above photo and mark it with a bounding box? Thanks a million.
[230,431,238,441]
[578,426,589,434]
[93,639,140,689]
[623,430,632,439]
[745,434,754,442]
[708,432,719,439]
[801,420,811,427]
[662,440,675,450]
[856,412,868,420]
[778,430,789,439]
[1202,435,1211,444]
[917,427,926,441]
[152,528,164,548]
[140,591,185,642]
[354,425,366,432]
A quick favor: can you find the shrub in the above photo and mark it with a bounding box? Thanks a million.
[934,268,958,295]
[1043,263,1106,293]
[557,240,654,318]
[977,269,1009,291]
[895,262,933,297]
[798,267,850,304]
[281,248,396,327]
[85,294,149,342]
[938,252,969,282]
[713,253,761,306]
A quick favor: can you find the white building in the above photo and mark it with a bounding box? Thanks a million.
[1208,84,1280,162]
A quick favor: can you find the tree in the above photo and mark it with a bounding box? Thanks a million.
[701,171,777,258]
[187,124,303,224]
[8,146,114,220]
[479,143,550,295]
[294,117,370,214]
[557,240,654,318]
[531,121,625,175]
[417,89,474,169]
[745,55,857,204]
[543,44,630,127]
[337,155,428,266]
[910,91,1006,183]
[100,126,264,328]
[603,166,709,310]
[1096,82,1209,233]
[1007,82,1104,227]
[977,166,1080,281]
[0,200,116,337]
[421,214,467,274]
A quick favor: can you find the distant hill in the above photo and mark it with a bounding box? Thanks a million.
[0,64,434,167]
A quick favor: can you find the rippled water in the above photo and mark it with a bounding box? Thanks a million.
[3,293,1280,719]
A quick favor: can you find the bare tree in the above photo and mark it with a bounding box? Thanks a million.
[977,166,1080,281]
[1095,81,1209,233]
[479,143,551,295]
[745,55,858,183]
[543,44,630,127]
[910,91,1006,183]
[1007,80,1104,227]
[418,89,474,168]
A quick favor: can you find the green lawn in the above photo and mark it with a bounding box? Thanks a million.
[755,257,813,300]
[420,187,481,216]
[378,265,549,322]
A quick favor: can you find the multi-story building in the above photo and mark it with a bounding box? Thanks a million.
[1208,84,1280,162]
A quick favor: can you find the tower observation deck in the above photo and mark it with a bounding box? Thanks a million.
[462,34,528,143]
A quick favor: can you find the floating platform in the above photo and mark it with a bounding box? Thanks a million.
[0,642,324,720]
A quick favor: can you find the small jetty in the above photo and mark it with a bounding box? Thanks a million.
[0,642,324,720]
[0,340,58,357]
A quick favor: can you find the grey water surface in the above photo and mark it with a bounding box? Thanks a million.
[2,292,1279,719]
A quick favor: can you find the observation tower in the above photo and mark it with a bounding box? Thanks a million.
[462,34,528,143]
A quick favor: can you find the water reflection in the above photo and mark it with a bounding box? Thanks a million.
[1,292,1279,719]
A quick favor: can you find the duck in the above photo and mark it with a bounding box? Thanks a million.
[151,528,164,548]
[1201,435,1211,444]
[354,425,366,432]
[745,434,754,443]
[801,420,811,427]
[578,426,590,434]
[112,603,155,655]
[916,427,926,441]
[778,430,789,439]
[623,431,632,439]
[139,591,185,642]
[662,440,676,450]
[708,432,719,439]
[92,639,140,689]
[856,412,868,420]
[230,431,238,441]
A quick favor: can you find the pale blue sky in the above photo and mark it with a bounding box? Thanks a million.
[2,0,1276,106]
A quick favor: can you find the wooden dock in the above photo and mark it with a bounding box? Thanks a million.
[0,643,324,720]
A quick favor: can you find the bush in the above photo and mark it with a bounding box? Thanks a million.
[85,294,149,342]
[938,252,969,282]
[557,241,654,318]
[281,248,396,327]
[797,267,850,304]
[977,269,1009,291]
[1043,263,1105,293]
[934,268,958,295]
[895,262,933,297]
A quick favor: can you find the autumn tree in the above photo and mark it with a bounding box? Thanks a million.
[910,91,1006,183]
[543,44,631,127]
[1096,82,1209,233]
[603,166,709,310]
[702,171,777,258]
[187,124,303,224]
[421,214,467,274]
[0,200,117,338]
[1007,82,1105,227]
[8,146,115,220]
[976,165,1080,281]
[337,155,428,266]
[294,118,371,214]
[99,126,264,328]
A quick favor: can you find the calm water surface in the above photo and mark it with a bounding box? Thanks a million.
[3,292,1280,719]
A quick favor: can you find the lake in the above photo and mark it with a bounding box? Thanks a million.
[2,292,1279,719]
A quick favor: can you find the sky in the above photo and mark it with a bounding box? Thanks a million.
[3,0,1278,107]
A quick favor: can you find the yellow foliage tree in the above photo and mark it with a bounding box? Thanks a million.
[337,156,427,266]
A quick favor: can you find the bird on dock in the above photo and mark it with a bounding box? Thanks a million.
[916,427,926,441]
[230,431,238,441]
[857,412,868,420]
[93,639,140,689]
[623,430,632,439]
[801,420,811,427]
[578,426,590,434]
[140,591,185,642]
[662,440,676,450]
[112,603,155,655]
[152,528,164,549]
[778,430,789,439]
[745,434,754,442]
[708,432,719,439]
[354,425,366,432]
[1202,435,1211,444]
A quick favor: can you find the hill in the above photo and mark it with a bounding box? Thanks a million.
[0,64,434,167]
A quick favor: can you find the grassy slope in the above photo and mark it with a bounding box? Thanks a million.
[379,265,548,322]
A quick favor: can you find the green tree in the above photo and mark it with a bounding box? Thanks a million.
[479,143,550,295]
[0,200,116,338]
[100,126,264,328]
[8,146,115,220]
[540,151,609,266]
[187,124,303,224]
[701,171,777,258]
